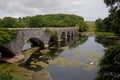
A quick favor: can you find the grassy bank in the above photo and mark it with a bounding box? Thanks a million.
[95,32,114,36]
[86,21,96,32]
[0,47,53,80]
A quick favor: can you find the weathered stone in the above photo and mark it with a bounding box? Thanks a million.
[1,27,78,57]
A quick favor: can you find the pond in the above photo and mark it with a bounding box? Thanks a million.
[45,36,105,80]
[0,35,106,80]
[20,35,106,80]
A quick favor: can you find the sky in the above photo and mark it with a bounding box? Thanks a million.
[0,0,109,21]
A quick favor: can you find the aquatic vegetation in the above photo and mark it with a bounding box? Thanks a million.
[86,53,102,65]
[59,46,69,50]
[31,61,48,67]
[95,34,120,47]
[31,52,101,71]
[40,49,51,54]
[49,46,55,49]
[70,49,102,69]
[23,47,40,56]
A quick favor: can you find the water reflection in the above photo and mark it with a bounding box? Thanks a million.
[20,48,64,71]
[46,36,105,80]
[20,35,87,70]
[20,35,105,80]
[95,35,120,47]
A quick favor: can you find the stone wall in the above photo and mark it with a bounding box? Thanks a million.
[2,27,78,57]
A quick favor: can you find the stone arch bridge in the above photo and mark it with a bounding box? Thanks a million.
[0,27,78,58]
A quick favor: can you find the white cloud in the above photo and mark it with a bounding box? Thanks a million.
[0,0,109,21]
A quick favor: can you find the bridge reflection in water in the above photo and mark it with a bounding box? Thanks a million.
[20,32,81,71]
[19,35,105,80]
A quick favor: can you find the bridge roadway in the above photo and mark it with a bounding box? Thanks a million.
[0,27,78,58]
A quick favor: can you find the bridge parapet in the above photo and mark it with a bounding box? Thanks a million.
[1,27,78,57]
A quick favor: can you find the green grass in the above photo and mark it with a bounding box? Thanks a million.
[86,21,96,32]
[95,32,114,36]
[85,21,115,37]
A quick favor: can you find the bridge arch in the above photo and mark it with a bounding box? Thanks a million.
[61,32,66,39]
[2,28,78,56]
[0,46,16,58]
[67,31,71,37]
[23,37,45,51]
[49,35,58,47]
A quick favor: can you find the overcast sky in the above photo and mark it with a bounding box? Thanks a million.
[0,0,109,21]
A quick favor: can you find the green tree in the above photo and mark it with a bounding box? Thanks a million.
[76,20,88,32]
[110,9,120,34]
[95,18,104,32]
[104,0,120,34]
[104,0,120,11]
[0,14,87,29]
[95,45,120,80]
[0,17,17,28]
[103,17,111,32]
[0,29,17,45]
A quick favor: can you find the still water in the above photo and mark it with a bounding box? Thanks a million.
[21,36,106,80]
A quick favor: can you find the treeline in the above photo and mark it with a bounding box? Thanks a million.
[0,14,87,30]
[95,7,120,34]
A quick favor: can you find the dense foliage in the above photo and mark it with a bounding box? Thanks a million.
[110,9,120,34]
[95,0,120,77]
[0,14,87,29]
[0,29,17,45]
[95,45,120,80]
[0,71,19,80]
[95,0,120,34]
[0,17,17,28]
[95,18,111,32]
[76,20,88,32]
[104,0,120,11]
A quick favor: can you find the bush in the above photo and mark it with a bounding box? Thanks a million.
[0,28,17,45]
[95,45,120,80]
[0,71,19,80]
[76,21,88,32]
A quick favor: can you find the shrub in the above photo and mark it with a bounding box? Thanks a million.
[95,45,120,80]
[0,28,17,45]
[0,71,19,80]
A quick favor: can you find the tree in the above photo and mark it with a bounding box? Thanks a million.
[0,29,17,45]
[95,45,120,80]
[76,20,88,32]
[109,9,120,34]
[0,17,17,28]
[104,0,120,12]
[104,0,120,34]
[95,18,104,32]
[0,14,87,29]
[103,17,111,32]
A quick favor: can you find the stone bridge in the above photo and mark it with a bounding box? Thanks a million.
[0,27,78,58]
